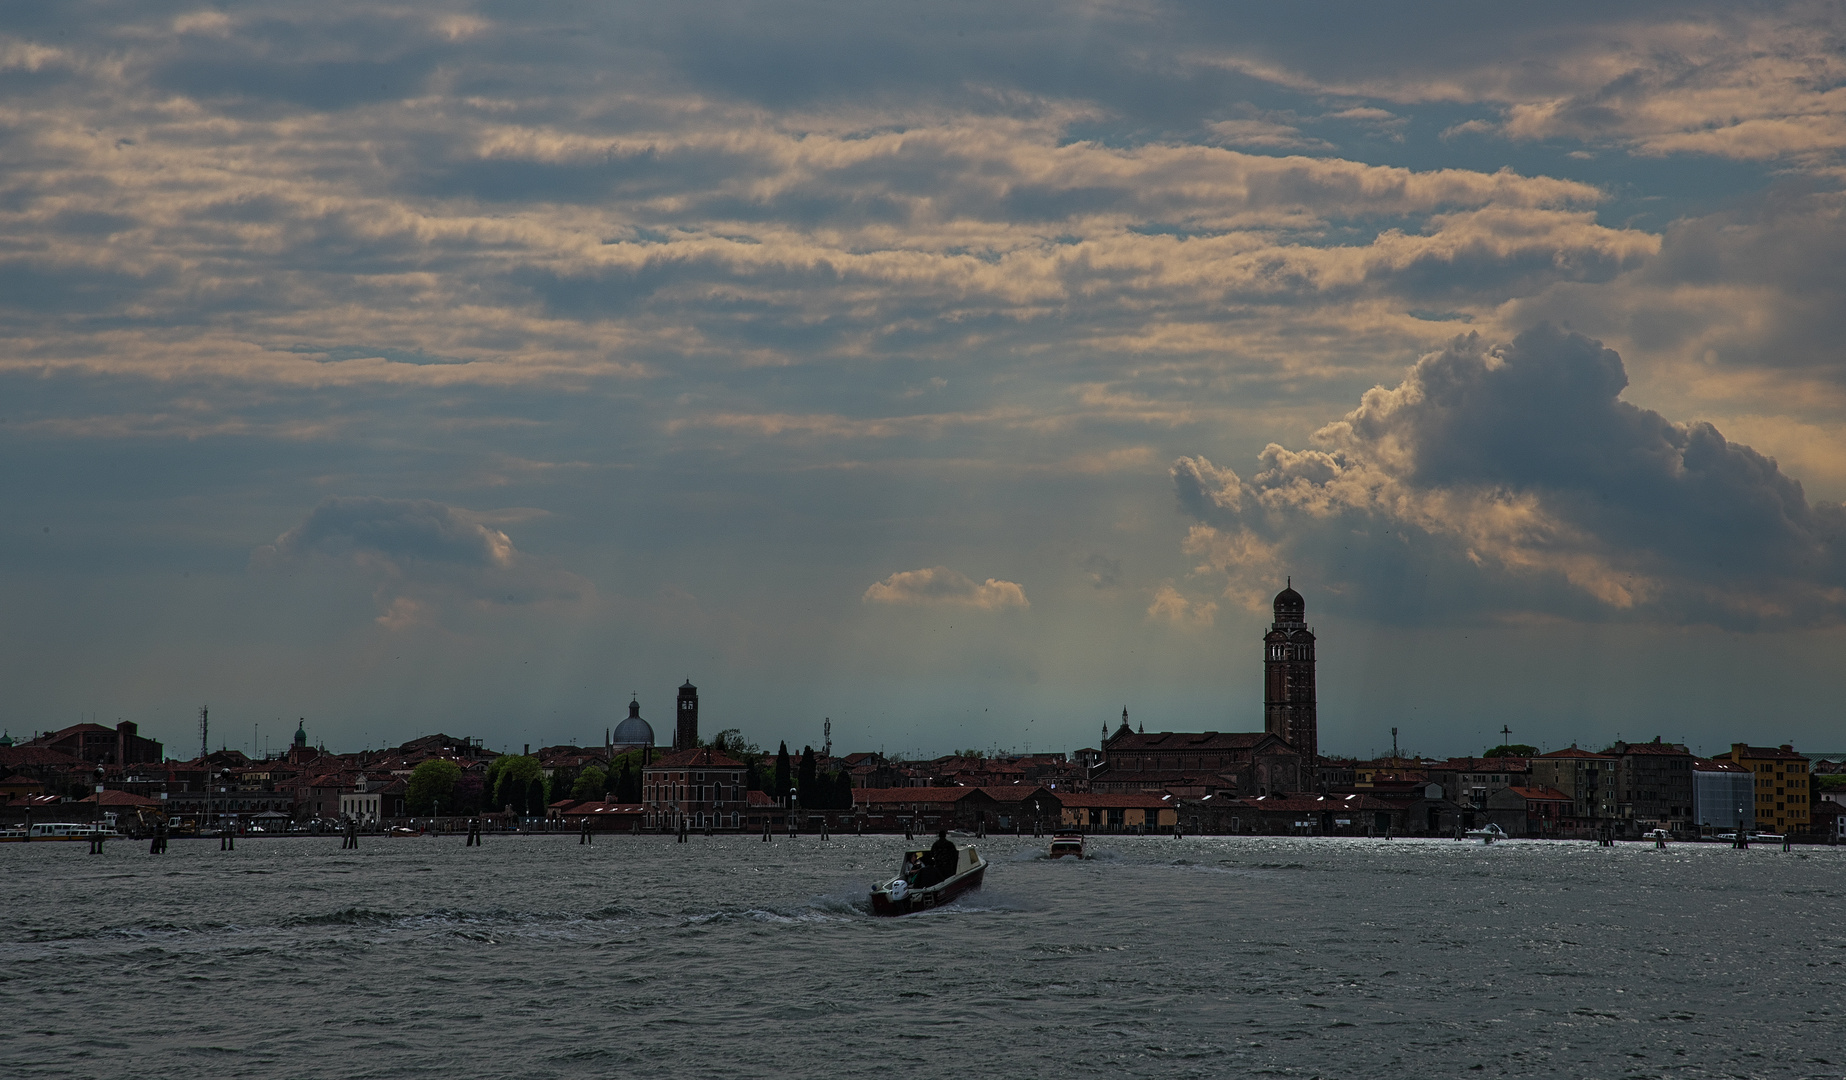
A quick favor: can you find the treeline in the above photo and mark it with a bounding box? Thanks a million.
[400,732,859,815]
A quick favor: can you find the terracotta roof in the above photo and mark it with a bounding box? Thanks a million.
[975,785,1053,803]
[1104,731,1280,752]
[1505,786,1573,802]
[1539,747,1613,759]
[1692,758,1750,773]
[1606,741,1691,756]
[645,747,746,769]
[854,787,992,806]
[0,746,86,767]
[24,723,116,742]
[1729,745,1809,761]
[560,801,646,817]
[77,790,162,807]
[1056,792,1172,808]
[1226,793,1395,812]
[746,790,779,807]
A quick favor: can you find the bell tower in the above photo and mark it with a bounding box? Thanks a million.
[1263,579,1317,767]
[675,679,699,750]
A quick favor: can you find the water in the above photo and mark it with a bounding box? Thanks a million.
[2,834,1841,1079]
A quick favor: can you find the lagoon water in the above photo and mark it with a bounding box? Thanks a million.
[2,834,1841,1079]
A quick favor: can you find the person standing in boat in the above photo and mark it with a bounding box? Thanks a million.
[926,829,958,886]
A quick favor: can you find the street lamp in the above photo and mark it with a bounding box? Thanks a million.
[94,763,106,831]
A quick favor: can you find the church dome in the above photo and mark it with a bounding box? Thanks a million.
[613,698,654,747]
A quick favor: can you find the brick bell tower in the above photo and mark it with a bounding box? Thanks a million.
[675,679,699,751]
[1263,579,1317,766]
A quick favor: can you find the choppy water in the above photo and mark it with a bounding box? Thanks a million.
[2,834,1842,1079]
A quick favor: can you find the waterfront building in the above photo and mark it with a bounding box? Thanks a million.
[1721,743,1810,835]
[1484,785,1573,836]
[1263,581,1317,765]
[1424,757,1531,811]
[1691,757,1755,832]
[1089,722,1304,796]
[852,786,997,833]
[1529,747,1615,823]
[1057,792,1175,833]
[641,745,746,831]
[1605,738,1694,834]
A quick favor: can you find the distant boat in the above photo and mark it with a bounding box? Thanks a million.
[0,822,121,843]
[1047,833,1086,859]
[1464,823,1507,844]
[869,842,987,916]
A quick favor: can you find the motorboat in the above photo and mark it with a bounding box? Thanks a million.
[1047,833,1086,859]
[1464,823,1507,844]
[869,842,987,916]
[0,822,121,843]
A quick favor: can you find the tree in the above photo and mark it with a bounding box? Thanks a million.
[774,742,792,801]
[834,769,855,811]
[572,766,607,801]
[451,769,484,815]
[527,776,547,816]
[406,759,462,816]
[1484,744,1538,758]
[490,754,543,813]
[797,745,817,802]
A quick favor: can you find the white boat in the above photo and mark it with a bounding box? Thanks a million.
[0,822,121,843]
[1464,823,1507,844]
[870,842,987,916]
[1047,833,1086,859]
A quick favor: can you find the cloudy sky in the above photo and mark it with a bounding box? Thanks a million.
[4,1,1843,760]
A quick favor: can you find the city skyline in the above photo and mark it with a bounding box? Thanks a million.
[2,3,1843,758]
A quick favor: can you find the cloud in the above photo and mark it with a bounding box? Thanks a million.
[1172,325,1846,628]
[863,566,1028,610]
[254,496,590,625]
[1146,584,1217,627]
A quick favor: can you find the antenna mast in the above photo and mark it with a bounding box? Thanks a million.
[823,717,831,759]
[199,706,209,760]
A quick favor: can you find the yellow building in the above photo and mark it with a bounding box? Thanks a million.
[1724,743,1810,835]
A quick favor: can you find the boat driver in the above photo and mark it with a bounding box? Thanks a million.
[926,828,958,885]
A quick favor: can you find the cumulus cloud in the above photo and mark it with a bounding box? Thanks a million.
[1172,325,1846,628]
[254,496,590,625]
[1146,584,1217,627]
[863,567,1028,610]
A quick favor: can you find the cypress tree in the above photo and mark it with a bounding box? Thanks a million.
[528,776,546,817]
[835,769,854,810]
[774,742,792,801]
[797,746,817,804]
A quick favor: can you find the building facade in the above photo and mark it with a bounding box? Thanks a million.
[1606,739,1694,833]
[1088,723,1305,797]
[1691,758,1754,832]
[642,746,745,831]
[1529,747,1615,822]
[1722,743,1810,835]
[1263,582,1317,765]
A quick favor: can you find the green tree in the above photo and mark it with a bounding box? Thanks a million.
[527,776,547,816]
[405,759,462,816]
[774,742,792,801]
[1483,744,1538,758]
[797,745,817,802]
[834,769,855,810]
[490,754,543,812]
[572,765,607,801]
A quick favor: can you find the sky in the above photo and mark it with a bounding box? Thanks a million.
[3,1,1844,761]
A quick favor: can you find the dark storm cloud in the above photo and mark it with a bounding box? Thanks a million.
[254,497,590,625]
[1174,326,1846,628]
